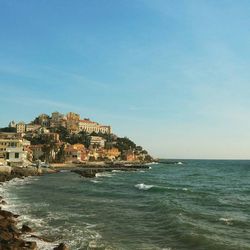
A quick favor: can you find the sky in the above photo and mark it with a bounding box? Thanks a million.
[1,0,250,159]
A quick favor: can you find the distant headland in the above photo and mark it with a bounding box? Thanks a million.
[0,111,153,167]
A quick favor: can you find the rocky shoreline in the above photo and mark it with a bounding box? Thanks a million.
[0,161,152,249]
[71,163,150,178]
[0,167,69,250]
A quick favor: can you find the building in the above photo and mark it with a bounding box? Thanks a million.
[16,122,26,133]
[50,112,65,128]
[30,145,44,161]
[26,124,41,132]
[8,121,16,128]
[106,148,121,160]
[34,114,50,127]
[124,150,137,162]
[90,136,106,148]
[79,119,111,134]
[64,143,87,162]
[5,147,27,167]
[66,112,80,133]
[0,138,24,161]
[0,136,30,166]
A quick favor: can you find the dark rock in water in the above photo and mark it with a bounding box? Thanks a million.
[0,200,7,205]
[21,241,38,249]
[21,224,33,233]
[0,209,19,218]
[54,243,69,250]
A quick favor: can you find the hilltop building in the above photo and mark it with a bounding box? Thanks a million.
[79,119,111,134]
[16,122,26,133]
[51,112,65,128]
[8,121,16,128]
[66,112,80,133]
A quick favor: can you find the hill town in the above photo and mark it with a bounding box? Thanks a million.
[0,111,153,167]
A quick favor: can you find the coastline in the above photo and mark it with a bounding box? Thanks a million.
[0,161,150,249]
[0,167,68,250]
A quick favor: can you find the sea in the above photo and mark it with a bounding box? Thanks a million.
[1,160,250,250]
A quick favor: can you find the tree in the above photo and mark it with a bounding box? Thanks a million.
[0,127,16,132]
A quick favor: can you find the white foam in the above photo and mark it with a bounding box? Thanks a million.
[90,180,101,184]
[177,162,183,165]
[111,170,122,173]
[95,172,113,178]
[182,188,188,191]
[219,217,233,225]
[135,183,154,190]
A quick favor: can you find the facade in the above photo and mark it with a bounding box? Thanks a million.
[5,147,27,166]
[0,138,24,160]
[26,124,41,132]
[66,112,80,133]
[30,145,44,160]
[106,148,121,160]
[16,122,26,133]
[51,112,65,128]
[79,119,111,134]
[64,143,87,162]
[90,136,106,148]
[8,121,16,128]
[35,114,50,127]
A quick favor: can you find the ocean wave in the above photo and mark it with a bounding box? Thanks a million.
[95,172,114,178]
[219,217,233,225]
[111,170,122,173]
[90,179,101,184]
[135,183,154,190]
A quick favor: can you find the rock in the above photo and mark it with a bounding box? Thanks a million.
[0,200,7,205]
[0,209,19,219]
[21,241,38,249]
[54,243,69,250]
[0,230,13,241]
[21,224,33,233]
[8,224,21,236]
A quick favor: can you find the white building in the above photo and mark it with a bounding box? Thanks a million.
[90,136,106,148]
[79,119,111,134]
[5,147,27,167]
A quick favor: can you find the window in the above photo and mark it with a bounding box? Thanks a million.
[15,153,19,158]
[6,153,9,159]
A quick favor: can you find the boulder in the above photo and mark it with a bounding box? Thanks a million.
[0,200,7,205]
[21,224,33,233]
[0,210,19,218]
[54,243,69,250]
[0,230,13,241]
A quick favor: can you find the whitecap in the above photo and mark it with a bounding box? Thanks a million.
[90,180,101,184]
[135,183,154,190]
[111,170,122,173]
[182,188,188,191]
[95,172,113,178]
[219,217,233,225]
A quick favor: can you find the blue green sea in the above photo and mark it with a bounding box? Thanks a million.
[1,160,250,249]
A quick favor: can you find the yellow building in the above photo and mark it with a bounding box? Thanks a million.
[16,122,26,133]
[79,119,111,134]
[66,112,80,133]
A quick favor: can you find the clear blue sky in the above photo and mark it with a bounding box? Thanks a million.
[1,0,250,159]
